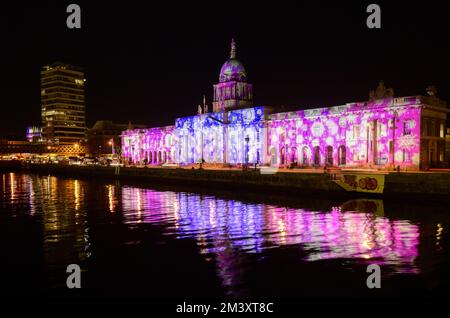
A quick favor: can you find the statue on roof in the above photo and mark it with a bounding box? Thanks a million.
[369,80,394,101]
[230,38,236,59]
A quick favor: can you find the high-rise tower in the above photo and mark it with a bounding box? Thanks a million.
[41,62,86,145]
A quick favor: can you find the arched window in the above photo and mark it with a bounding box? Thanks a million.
[158,151,162,163]
[338,145,346,165]
[153,151,157,163]
[163,151,167,163]
[301,146,309,166]
[313,146,320,166]
[280,147,286,166]
[290,147,297,165]
[149,151,152,164]
[270,147,277,166]
[326,146,333,166]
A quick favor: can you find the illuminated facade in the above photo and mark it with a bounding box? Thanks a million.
[121,126,175,164]
[173,107,266,165]
[26,126,44,143]
[121,41,448,170]
[268,97,424,169]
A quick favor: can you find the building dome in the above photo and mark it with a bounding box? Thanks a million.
[219,39,247,83]
[219,59,247,82]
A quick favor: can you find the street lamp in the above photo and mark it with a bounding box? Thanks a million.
[108,138,114,155]
[244,135,250,168]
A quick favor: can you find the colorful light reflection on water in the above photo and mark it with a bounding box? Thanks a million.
[1,172,440,297]
[120,186,420,274]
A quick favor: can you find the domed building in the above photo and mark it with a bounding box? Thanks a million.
[213,39,253,112]
[121,40,448,172]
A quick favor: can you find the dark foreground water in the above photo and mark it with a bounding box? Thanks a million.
[0,172,449,301]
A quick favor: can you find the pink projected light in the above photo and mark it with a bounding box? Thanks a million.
[121,126,175,165]
[267,97,422,170]
[119,188,420,274]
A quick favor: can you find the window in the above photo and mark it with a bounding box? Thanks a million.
[422,117,429,136]
[430,120,435,137]
[402,149,409,162]
[326,146,333,165]
[403,120,413,135]
[352,125,360,139]
[440,123,445,138]
[338,145,346,165]
[301,146,309,166]
[313,146,320,166]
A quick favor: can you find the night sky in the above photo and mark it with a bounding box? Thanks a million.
[1,1,449,139]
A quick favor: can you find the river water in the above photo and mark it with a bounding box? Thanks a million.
[0,172,449,300]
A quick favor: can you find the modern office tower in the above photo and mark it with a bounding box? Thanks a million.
[41,62,86,145]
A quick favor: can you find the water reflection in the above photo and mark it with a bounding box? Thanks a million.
[107,184,117,213]
[0,173,90,287]
[1,172,441,295]
[120,187,420,274]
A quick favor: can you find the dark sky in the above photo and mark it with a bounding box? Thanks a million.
[1,1,449,139]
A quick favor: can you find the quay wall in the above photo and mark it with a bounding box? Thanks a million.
[14,163,450,202]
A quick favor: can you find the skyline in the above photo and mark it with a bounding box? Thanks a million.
[1,2,449,139]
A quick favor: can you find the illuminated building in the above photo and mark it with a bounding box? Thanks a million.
[26,126,44,143]
[41,62,86,145]
[212,38,253,112]
[121,41,448,170]
[122,126,175,164]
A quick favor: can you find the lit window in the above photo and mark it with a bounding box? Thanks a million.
[440,123,445,138]
[403,120,413,135]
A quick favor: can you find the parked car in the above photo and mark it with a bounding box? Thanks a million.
[83,157,98,165]
[68,156,82,165]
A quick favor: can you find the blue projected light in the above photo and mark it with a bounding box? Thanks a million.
[174,107,265,165]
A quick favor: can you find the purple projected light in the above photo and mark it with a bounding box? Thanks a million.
[121,126,175,164]
[267,97,422,169]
